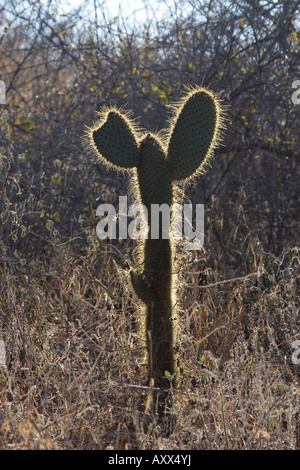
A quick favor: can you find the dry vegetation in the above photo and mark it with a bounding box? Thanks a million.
[1,218,299,450]
[0,0,300,450]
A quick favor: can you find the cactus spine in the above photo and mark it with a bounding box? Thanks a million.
[86,87,225,395]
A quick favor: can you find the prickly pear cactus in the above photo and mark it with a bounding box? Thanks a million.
[86,87,225,397]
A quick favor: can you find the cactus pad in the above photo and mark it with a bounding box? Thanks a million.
[92,110,139,169]
[137,134,173,217]
[167,88,222,181]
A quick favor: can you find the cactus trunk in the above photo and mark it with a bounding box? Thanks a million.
[144,238,174,388]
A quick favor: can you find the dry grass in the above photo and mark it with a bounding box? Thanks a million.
[0,228,299,449]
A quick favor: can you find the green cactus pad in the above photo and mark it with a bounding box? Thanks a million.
[137,134,173,217]
[92,111,139,169]
[167,88,220,182]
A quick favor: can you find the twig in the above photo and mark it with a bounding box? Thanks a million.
[186,271,260,289]
[220,392,229,450]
